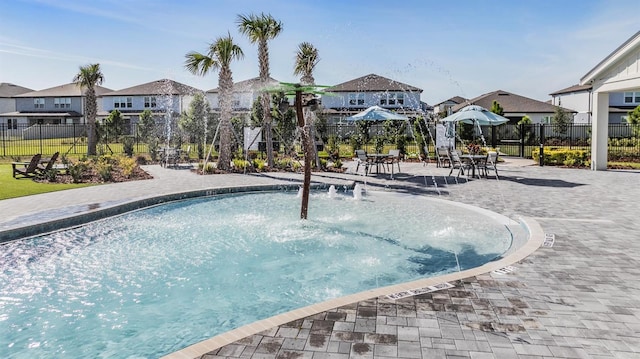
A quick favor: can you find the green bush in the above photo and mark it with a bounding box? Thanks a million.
[531,148,589,167]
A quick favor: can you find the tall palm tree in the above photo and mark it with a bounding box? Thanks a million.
[185,32,243,171]
[294,42,321,169]
[73,63,104,156]
[293,42,320,219]
[237,12,283,167]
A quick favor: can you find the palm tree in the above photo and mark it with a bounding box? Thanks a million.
[293,42,320,219]
[293,42,319,86]
[294,42,321,169]
[237,12,283,167]
[73,63,104,156]
[185,32,243,171]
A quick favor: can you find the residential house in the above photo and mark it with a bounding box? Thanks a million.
[550,84,640,124]
[8,83,112,126]
[432,96,468,118]
[0,83,33,131]
[206,76,281,117]
[451,90,570,124]
[321,74,424,122]
[101,79,202,125]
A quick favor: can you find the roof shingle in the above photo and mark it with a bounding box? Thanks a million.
[452,90,569,113]
[325,74,422,93]
[102,79,201,96]
[15,83,112,97]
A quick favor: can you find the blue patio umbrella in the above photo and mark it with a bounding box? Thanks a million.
[345,105,409,121]
[441,105,509,141]
[440,105,509,126]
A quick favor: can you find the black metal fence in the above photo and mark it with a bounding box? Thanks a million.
[2,122,639,161]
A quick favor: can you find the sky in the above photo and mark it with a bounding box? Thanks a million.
[0,0,638,105]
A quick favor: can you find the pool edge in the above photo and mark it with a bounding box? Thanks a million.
[161,215,545,359]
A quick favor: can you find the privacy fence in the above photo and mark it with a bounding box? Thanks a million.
[1,123,639,161]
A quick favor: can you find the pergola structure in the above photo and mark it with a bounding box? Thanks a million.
[580,31,640,170]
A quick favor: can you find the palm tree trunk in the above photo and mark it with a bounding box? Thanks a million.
[218,67,233,170]
[86,88,97,156]
[295,91,311,219]
[262,93,274,167]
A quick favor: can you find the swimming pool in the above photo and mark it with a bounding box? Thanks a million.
[0,190,515,358]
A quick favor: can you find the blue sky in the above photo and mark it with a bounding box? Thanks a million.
[0,0,638,104]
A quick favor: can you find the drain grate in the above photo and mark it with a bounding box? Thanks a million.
[386,282,454,300]
[492,265,516,275]
[543,233,555,247]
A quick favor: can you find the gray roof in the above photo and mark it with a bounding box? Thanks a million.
[549,84,593,96]
[0,111,82,117]
[206,76,280,93]
[325,74,422,93]
[434,96,468,106]
[452,90,571,113]
[0,83,34,97]
[15,83,113,97]
[102,79,202,96]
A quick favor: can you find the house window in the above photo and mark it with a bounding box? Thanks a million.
[54,97,71,109]
[114,97,132,108]
[623,92,640,104]
[144,96,157,108]
[348,93,364,106]
[621,115,629,124]
[34,98,45,109]
[542,116,553,124]
[232,94,241,108]
[379,93,404,106]
[7,119,18,129]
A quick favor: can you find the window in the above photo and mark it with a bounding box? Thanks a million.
[623,91,640,104]
[54,97,71,109]
[542,116,553,124]
[114,97,132,108]
[379,92,404,106]
[348,93,364,106]
[34,98,44,109]
[232,95,241,108]
[621,115,629,124]
[144,96,157,108]
[7,119,18,130]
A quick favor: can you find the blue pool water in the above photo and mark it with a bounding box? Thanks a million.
[0,190,513,358]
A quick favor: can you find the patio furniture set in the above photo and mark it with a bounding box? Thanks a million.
[11,152,65,179]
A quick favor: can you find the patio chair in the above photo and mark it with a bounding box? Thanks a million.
[422,145,431,166]
[481,151,499,178]
[12,153,42,179]
[37,152,59,175]
[448,150,472,178]
[436,147,451,168]
[354,149,371,174]
[385,149,401,173]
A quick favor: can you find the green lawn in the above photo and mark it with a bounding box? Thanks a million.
[0,164,94,200]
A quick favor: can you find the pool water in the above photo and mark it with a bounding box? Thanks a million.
[0,190,513,358]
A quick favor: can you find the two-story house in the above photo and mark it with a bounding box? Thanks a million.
[100,79,201,125]
[432,96,468,118]
[8,83,112,126]
[0,83,34,131]
[550,84,640,124]
[206,76,280,116]
[321,74,424,123]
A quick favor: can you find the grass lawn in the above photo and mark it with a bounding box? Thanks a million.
[0,164,95,200]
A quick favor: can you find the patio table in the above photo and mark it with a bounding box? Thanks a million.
[459,154,486,178]
[366,153,390,175]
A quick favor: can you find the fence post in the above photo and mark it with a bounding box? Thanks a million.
[519,124,525,157]
[539,123,545,166]
[1,125,5,157]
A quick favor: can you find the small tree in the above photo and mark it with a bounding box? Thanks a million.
[490,100,504,115]
[516,115,534,145]
[137,109,157,142]
[627,105,640,137]
[552,106,571,136]
[179,92,214,159]
[103,109,125,142]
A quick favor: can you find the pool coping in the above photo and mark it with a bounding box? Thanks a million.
[160,214,544,359]
[0,183,337,244]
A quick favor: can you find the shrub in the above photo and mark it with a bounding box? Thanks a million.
[67,161,89,183]
[252,158,266,171]
[95,160,113,182]
[531,148,589,167]
[122,136,135,157]
[118,156,137,178]
[232,158,251,170]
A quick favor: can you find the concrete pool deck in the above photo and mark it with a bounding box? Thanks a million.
[2,158,640,358]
